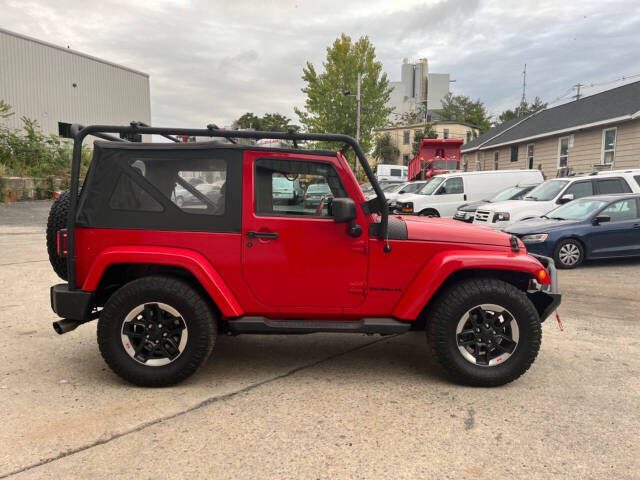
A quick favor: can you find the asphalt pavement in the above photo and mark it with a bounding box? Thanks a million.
[0,200,638,479]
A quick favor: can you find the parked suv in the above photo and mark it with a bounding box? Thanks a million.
[473,170,640,229]
[47,123,560,388]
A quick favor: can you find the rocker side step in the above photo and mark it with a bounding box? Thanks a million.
[226,317,411,335]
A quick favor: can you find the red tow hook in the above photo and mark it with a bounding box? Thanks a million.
[555,311,564,331]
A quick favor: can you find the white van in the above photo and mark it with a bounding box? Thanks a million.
[395,169,544,218]
[473,169,640,229]
[376,164,408,181]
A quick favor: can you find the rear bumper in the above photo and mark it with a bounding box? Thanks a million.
[526,254,561,322]
[50,284,93,321]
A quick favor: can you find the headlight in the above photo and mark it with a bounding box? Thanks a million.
[494,212,510,222]
[400,202,413,213]
[521,233,548,243]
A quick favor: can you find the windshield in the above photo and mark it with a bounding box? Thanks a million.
[307,183,330,194]
[417,177,445,195]
[430,160,458,170]
[383,183,407,193]
[524,180,568,201]
[490,185,527,202]
[546,198,608,220]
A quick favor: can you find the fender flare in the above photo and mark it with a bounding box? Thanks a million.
[391,250,546,320]
[82,246,243,317]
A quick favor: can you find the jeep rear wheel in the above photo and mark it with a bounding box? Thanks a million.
[97,275,216,387]
[427,278,541,387]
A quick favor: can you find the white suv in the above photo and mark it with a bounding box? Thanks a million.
[473,169,640,229]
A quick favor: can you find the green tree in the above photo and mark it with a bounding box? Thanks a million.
[498,96,547,123]
[412,124,438,156]
[234,112,297,132]
[440,93,492,133]
[294,34,393,156]
[372,134,399,164]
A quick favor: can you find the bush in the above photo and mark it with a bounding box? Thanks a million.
[0,101,92,180]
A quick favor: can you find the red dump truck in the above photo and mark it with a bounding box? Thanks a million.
[408,138,463,181]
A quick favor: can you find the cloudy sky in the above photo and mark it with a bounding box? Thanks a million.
[2,0,639,128]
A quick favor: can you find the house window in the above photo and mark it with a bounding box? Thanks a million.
[601,127,617,165]
[443,128,450,139]
[58,122,72,139]
[493,151,499,170]
[403,131,410,144]
[558,136,570,168]
[414,129,421,139]
[510,145,518,163]
[466,131,472,143]
[527,144,535,169]
[402,154,409,165]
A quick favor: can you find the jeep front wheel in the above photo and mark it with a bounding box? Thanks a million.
[427,278,541,387]
[97,275,216,387]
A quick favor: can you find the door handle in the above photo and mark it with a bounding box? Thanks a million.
[247,231,279,239]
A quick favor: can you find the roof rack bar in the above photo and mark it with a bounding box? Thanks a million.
[65,124,388,290]
[207,124,237,144]
[135,122,180,143]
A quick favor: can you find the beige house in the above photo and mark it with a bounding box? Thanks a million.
[375,121,480,165]
[461,82,640,178]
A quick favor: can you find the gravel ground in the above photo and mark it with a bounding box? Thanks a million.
[0,200,638,479]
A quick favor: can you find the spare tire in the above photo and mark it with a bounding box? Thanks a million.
[46,190,70,281]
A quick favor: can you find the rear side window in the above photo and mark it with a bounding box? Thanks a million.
[634,175,640,187]
[255,158,347,217]
[596,178,631,194]
[564,181,593,199]
[109,174,163,212]
[390,168,402,177]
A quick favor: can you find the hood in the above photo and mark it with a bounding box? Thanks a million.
[505,217,583,235]
[397,215,513,247]
[458,200,488,212]
[478,199,549,215]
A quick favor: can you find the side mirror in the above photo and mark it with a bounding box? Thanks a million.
[331,198,362,238]
[559,193,574,204]
[331,198,357,223]
[592,215,611,225]
[399,190,406,194]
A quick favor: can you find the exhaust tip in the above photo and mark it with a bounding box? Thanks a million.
[52,319,79,335]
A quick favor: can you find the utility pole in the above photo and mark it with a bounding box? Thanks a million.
[573,83,583,101]
[355,72,361,177]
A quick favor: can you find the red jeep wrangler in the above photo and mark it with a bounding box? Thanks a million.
[47,124,560,387]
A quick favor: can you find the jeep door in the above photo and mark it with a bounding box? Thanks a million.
[241,152,368,309]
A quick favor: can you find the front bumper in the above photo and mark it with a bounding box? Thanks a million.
[526,254,561,322]
[51,284,93,321]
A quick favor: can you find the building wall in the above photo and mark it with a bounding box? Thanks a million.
[375,122,480,165]
[463,119,640,178]
[0,28,151,139]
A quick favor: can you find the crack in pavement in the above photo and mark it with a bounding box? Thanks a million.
[0,334,397,479]
[0,260,48,267]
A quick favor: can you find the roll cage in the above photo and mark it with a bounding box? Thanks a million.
[67,122,389,291]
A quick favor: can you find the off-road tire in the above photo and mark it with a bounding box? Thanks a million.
[553,238,584,269]
[46,190,70,280]
[426,278,541,387]
[97,275,217,387]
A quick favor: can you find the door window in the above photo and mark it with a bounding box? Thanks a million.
[600,199,639,222]
[254,158,347,217]
[564,181,593,199]
[596,178,631,194]
[436,177,464,195]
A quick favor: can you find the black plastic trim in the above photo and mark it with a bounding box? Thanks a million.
[50,283,93,321]
[226,317,411,335]
[369,220,408,240]
[526,290,561,322]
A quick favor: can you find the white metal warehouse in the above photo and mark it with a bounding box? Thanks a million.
[0,27,150,139]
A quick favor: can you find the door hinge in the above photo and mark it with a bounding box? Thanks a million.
[348,282,366,294]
